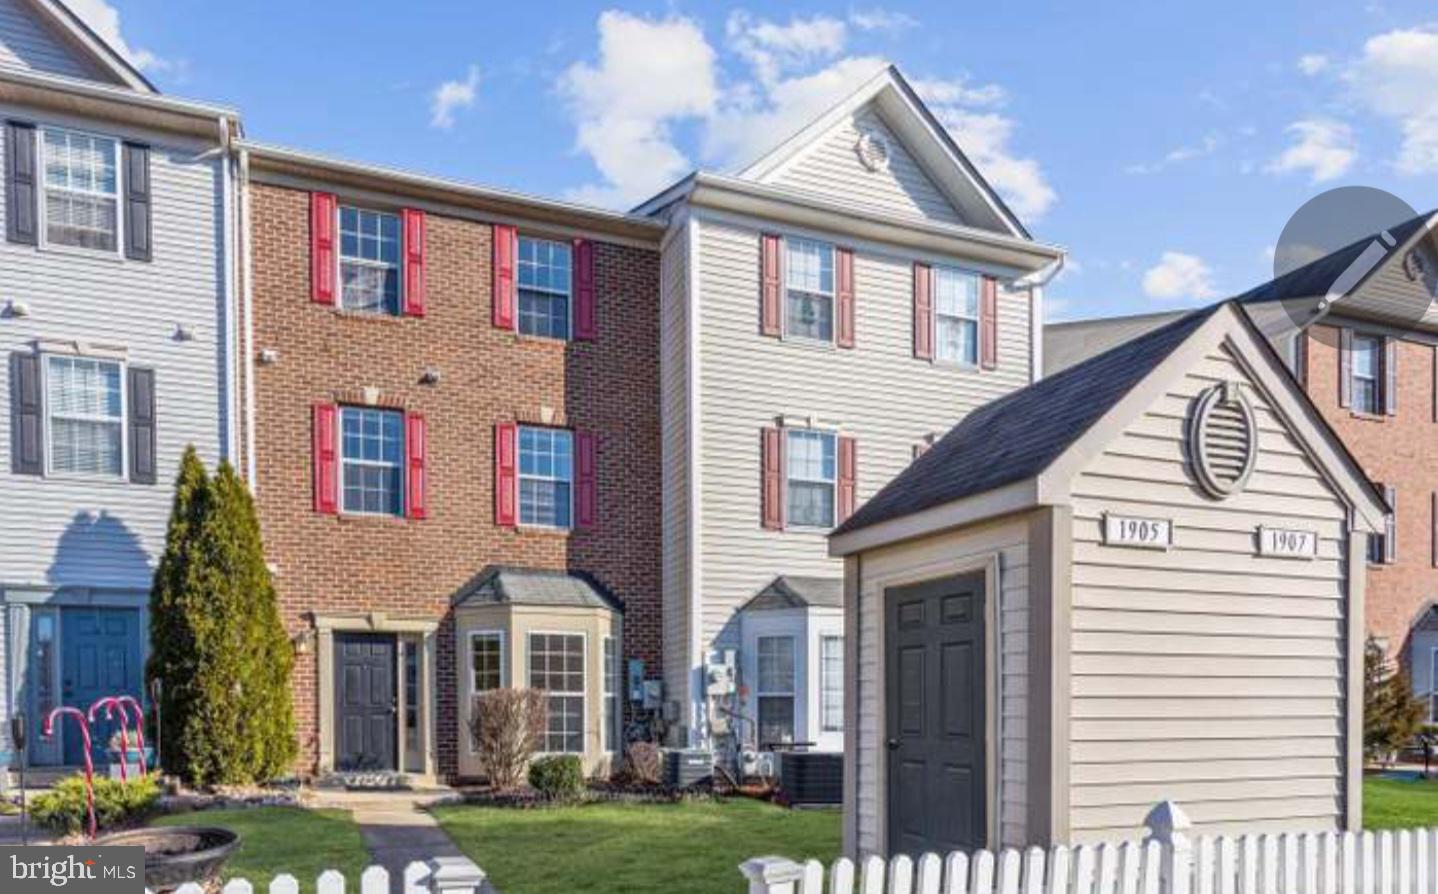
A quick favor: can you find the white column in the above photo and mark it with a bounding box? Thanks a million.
[427,857,486,894]
[740,857,805,894]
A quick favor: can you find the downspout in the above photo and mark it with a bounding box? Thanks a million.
[1014,256,1064,384]
[215,116,238,466]
[239,148,256,490]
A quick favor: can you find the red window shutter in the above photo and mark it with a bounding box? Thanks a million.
[836,247,855,348]
[761,427,784,530]
[494,422,518,526]
[576,430,597,528]
[760,233,782,337]
[312,403,338,514]
[573,238,596,341]
[310,192,337,305]
[980,275,999,369]
[913,262,933,360]
[405,412,428,520]
[401,208,426,317]
[837,436,856,524]
[493,224,517,330]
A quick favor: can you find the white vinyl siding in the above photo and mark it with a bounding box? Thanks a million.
[658,219,694,724]
[0,0,112,82]
[767,108,966,226]
[1066,343,1351,841]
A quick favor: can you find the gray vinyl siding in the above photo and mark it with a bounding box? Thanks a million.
[1342,239,1438,326]
[0,104,228,593]
[693,212,1033,663]
[0,0,106,82]
[768,108,965,226]
[659,220,692,715]
[851,518,1032,854]
[1067,344,1352,842]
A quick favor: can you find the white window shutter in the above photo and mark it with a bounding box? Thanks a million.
[1385,484,1397,565]
[1338,327,1352,408]
[1384,336,1398,416]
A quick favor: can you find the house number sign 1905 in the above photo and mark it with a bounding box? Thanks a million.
[1103,514,1172,550]
[1257,526,1317,559]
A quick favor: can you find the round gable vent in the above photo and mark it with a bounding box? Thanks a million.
[854,129,891,172]
[1189,381,1258,499]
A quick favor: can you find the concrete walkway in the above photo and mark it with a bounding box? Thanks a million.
[310,790,495,891]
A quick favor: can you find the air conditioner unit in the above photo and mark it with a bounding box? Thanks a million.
[739,749,776,779]
[663,749,713,788]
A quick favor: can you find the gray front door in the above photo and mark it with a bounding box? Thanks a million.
[886,572,987,857]
[335,633,397,772]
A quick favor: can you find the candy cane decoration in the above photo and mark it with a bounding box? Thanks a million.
[88,697,130,782]
[115,695,148,777]
[43,706,95,838]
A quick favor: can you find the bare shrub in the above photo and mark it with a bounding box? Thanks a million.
[625,741,662,786]
[470,689,547,791]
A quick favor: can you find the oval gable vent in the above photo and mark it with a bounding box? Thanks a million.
[1189,381,1258,499]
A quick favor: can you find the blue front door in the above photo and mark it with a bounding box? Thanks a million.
[60,607,143,766]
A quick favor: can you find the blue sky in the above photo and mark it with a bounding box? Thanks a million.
[75,0,1438,320]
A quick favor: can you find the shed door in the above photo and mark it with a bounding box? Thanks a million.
[885,572,987,856]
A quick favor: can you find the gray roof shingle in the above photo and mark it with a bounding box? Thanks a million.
[740,576,844,612]
[834,305,1219,538]
[452,566,623,612]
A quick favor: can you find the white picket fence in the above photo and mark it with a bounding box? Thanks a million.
[144,856,485,894]
[741,803,1438,894]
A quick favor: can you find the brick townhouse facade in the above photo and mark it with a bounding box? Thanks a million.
[242,154,664,781]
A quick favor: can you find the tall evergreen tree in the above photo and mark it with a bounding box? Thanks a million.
[148,453,296,786]
[1364,636,1427,766]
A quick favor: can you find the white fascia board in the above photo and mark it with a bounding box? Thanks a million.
[827,479,1039,557]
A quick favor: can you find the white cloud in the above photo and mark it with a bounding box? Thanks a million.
[1124,132,1222,174]
[917,84,1057,220]
[65,0,168,72]
[1142,252,1218,302]
[1297,53,1330,76]
[558,11,718,208]
[1346,27,1438,174]
[849,8,919,33]
[429,66,479,130]
[1265,119,1357,182]
[726,11,847,85]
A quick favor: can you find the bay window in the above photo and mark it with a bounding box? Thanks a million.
[530,632,585,753]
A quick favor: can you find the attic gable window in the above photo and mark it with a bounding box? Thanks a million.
[784,237,834,342]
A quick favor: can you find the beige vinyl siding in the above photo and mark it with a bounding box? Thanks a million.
[0,0,106,81]
[767,108,965,226]
[1342,237,1438,326]
[1067,343,1352,843]
[851,517,1031,854]
[0,108,227,589]
[693,213,1032,657]
[659,219,692,715]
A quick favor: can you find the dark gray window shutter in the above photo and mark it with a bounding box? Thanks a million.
[6,121,37,245]
[123,142,151,261]
[1338,327,1352,408]
[10,351,42,474]
[128,366,157,484]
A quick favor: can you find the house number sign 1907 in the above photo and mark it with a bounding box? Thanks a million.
[1257,526,1317,559]
[1103,514,1172,550]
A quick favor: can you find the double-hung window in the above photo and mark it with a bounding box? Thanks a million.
[45,355,123,477]
[470,632,504,694]
[787,429,836,528]
[819,635,844,733]
[603,636,620,753]
[518,426,573,528]
[756,635,796,745]
[934,267,980,365]
[42,127,120,253]
[518,237,572,339]
[340,407,404,515]
[784,237,834,342]
[1351,334,1381,414]
[530,633,585,753]
[339,206,401,314]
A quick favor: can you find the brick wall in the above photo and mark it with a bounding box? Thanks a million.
[248,182,662,778]
[1304,325,1438,658]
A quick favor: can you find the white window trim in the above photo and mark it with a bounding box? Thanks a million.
[1351,333,1383,415]
[602,634,621,755]
[527,629,588,756]
[516,234,574,342]
[785,427,838,530]
[517,425,575,531]
[335,203,403,316]
[932,264,981,368]
[782,235,837,346]
[41,352,127,481]
[37,124,124,259]
[818,634,844,733]
[466,629,507,754]
[1430,646,1438,724]
[755,634,797,745]
[336,406,406,518]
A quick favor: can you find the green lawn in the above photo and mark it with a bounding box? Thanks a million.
[1365,776,1438,830]
[433,798,840,894]
[151,806,370,886]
